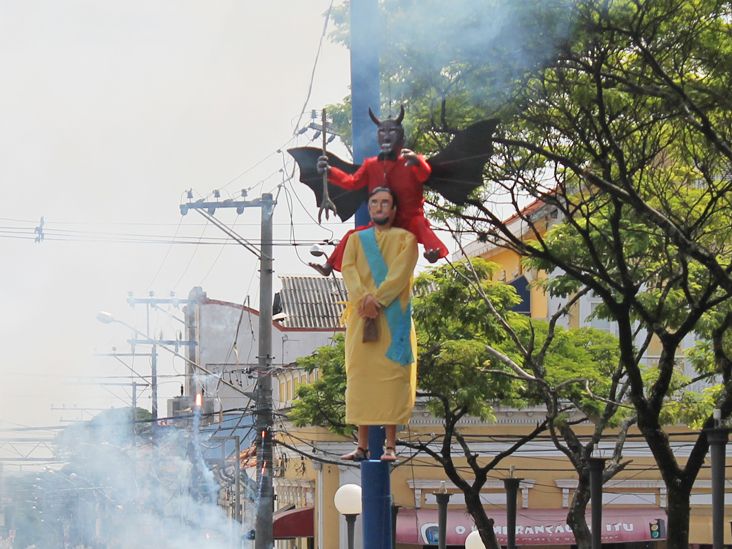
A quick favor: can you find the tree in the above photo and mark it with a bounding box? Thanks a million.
[393,1,731,546]
[291,259,623,548]
[322,1,732,546]
[471,3,732,547]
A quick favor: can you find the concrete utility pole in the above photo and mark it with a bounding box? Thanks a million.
[127,294,191,418]
[94,350,153,399]
[124,338,197,419]
[97,313,195,421]
[255,193,275,548]
[180,193,275,548]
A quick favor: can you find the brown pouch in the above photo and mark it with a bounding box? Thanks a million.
[363,318,379,342]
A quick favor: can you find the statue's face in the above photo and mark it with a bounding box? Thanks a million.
[368,190,396,227]
[376,119,405,155]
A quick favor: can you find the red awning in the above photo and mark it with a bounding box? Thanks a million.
[273,506,314,539]
[396,507,666,546]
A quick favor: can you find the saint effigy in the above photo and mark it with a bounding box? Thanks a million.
[339,186,418,462]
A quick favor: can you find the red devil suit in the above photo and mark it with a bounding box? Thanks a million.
[325,152,449,272]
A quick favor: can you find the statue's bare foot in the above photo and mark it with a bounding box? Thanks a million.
[380,446,397,462]
[340,447,368,461]
[424,249,441,263]
[309,262,333,276]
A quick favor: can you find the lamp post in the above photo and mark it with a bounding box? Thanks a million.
[706,409,728,549]
[503,476,523,549]
[588,457,607,549]
[334,484,362,549]
[431,481,451,549]
[465,529,486,549]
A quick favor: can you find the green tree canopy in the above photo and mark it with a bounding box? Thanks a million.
[319,1,732,545]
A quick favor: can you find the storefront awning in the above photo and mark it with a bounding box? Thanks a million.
[273,506,314,539]
[396,507,666,545]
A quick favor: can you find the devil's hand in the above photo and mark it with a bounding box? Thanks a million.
[401,148,419,167]
[316,155,330,175]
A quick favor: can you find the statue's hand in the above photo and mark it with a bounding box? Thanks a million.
[401,148,419,167]
[359,294,381,319]
[316,155,330,175]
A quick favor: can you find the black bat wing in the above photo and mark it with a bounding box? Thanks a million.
[425,119,499,205]
[287,147,367,222]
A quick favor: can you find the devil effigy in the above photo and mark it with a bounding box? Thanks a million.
[288,108,497,275]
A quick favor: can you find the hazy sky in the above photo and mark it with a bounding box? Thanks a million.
[0,0,364,429]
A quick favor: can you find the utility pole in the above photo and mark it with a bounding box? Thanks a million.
[126,336,196,419]
[180,192,275,548]
[127,293,191,417]
[255,193,275,549]
[94,351,152,414]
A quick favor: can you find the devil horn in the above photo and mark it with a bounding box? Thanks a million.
[368,107,381,126]
[395,105,405,124]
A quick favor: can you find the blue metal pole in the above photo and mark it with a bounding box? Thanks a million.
[350,0,380,227]
[361,460,393,549]
[350,2,391,547]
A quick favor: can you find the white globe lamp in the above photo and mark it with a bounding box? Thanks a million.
[334,484,362,515]
[465,530,487,549]
[334,484,362,549]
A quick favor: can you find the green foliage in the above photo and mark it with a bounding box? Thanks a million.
[413,260,526,419]
[289,336,350,435]
[412,258,519,344]
[289,259,622,432]
[506,321,624,423]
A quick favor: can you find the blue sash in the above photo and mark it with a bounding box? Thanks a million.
[358,228,413,365]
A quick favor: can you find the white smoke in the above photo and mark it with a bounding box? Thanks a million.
[5,409,254,549]
[376,0,576,112]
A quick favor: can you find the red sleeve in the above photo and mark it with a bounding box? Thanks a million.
[412,155,431,183]
[328,160,371,190]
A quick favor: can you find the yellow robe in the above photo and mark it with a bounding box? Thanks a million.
[341,226,418,425]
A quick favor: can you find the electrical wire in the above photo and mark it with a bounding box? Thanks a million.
[291,0,336,137]
[148,194,186,288]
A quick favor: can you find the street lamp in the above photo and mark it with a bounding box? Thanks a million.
[96,311,115,325]
[334,484,362,549]
[431,481,451,549]
[465,530,487,549]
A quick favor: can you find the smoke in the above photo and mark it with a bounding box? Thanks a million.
[377,0,577,114]
[4,408,254,549]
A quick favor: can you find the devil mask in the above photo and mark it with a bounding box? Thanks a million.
[369,106,405,157]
